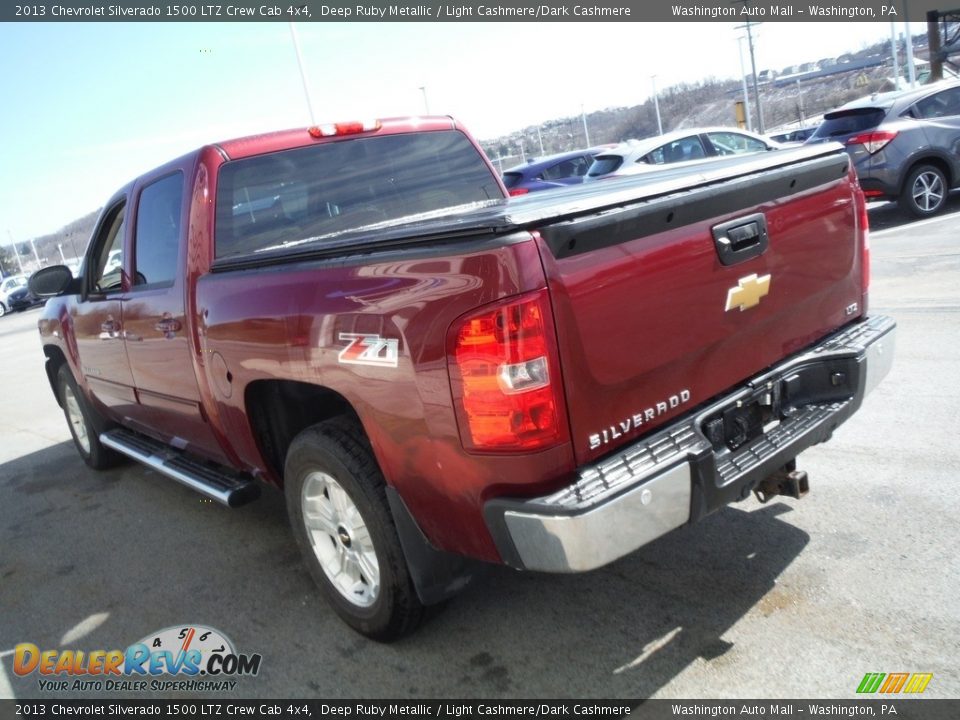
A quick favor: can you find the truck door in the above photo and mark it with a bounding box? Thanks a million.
[73,201,137,414]
[120,169,226,463]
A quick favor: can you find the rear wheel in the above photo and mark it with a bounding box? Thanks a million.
[0,302,6,318]
[900,164,947,218]
[57,364,123,470]
[284,421,423,641]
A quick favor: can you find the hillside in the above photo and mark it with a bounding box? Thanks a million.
[481,64,894,170]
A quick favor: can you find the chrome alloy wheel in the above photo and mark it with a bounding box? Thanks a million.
[301,472,380,607]
[63,383,90,454]
[912,170,945,213]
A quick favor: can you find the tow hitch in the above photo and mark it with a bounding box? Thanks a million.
[753,463,810,504]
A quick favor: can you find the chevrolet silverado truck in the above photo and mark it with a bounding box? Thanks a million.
[30,116,895,640]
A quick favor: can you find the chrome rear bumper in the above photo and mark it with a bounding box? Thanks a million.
[485,315,896,572]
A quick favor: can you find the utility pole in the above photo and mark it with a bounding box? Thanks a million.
[928,10,943,82]
[535,125,545,155]
[737,37,753,131]
[733,2,764,134]
[580,104,591,146]
[418,86,430,114]
[651,75,663,135]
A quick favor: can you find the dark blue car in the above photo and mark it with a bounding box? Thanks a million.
[502,146,611,195]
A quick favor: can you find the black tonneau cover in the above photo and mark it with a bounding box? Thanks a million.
[210,143,847,272]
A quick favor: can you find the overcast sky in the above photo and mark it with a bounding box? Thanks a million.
[0,20,924,242]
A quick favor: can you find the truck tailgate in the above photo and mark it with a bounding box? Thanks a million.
[532,150,866,465]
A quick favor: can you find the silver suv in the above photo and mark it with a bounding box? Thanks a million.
[807,81,960,217]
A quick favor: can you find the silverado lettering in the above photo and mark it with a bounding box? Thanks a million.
[30,116,895,640]
[589,389,692,450]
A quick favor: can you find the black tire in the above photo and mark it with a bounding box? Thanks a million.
[56,364,123,470]
[284,420,423,641]
[900,164,948,218]
[0,302,6,318]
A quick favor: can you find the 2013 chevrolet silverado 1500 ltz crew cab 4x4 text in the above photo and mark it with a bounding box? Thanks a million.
[30,116,895,640]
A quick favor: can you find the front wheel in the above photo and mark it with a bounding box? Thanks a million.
[900,164,948,218]
[0,302,6,318]
[284,421,423,641]
[57,365,123,470]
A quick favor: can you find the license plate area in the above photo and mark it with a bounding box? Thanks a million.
[701,355,860,454]
[703,383,782,453]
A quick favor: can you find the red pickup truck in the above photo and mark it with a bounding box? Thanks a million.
[31,116,895,640]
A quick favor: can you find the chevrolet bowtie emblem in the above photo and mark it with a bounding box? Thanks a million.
[725,273,771,312]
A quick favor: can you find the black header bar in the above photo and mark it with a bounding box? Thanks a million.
[0,0,949,23]
[2,700,960,720]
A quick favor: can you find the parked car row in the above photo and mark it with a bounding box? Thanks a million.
[0,274,44,317]
[502,145,612,195]
[503,129,780,192]
[503,78,960,219]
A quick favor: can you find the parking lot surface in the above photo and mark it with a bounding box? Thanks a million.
[1,205,958,699]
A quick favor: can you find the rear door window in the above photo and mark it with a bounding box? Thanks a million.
[647,136,707,164]
[541,156,591,180]
[215,130,501,259]
[705,132,769,156]
[132,172,183,289]
[912,87,960,119]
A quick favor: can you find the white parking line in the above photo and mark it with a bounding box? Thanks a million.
[871,211,960,238]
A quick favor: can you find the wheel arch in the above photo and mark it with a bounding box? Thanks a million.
[43,344,70,407]
[244,379,366,486]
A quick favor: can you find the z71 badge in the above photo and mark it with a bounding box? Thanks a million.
[337,333,399,368]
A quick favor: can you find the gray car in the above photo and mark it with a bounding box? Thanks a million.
[807,81,960,217]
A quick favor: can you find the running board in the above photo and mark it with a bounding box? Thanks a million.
[100,428,260,507]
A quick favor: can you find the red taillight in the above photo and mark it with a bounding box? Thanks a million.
[449,290,567,452]
[508,188,530,197]
[308,120,382,138]
[846,130,898,154]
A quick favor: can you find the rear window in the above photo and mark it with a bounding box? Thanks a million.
[215,130,502,259]
[810,108,886,139]
[502,172,523,189]
[587,155,623,177]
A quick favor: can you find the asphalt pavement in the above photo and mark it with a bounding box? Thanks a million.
[1,203,958,700]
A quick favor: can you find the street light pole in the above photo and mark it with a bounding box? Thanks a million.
[889,21,901,90]
[581,104,591,146]
[6,230,25,275]
[903,4,916,88]
[651,75,663,135]
[418,86,430,114]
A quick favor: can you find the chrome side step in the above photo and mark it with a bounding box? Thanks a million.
[100,428,260,507]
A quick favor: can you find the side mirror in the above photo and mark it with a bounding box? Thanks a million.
[29,265,77,298]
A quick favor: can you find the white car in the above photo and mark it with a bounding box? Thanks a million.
[0,275,28,317]
[584,128,781,182]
